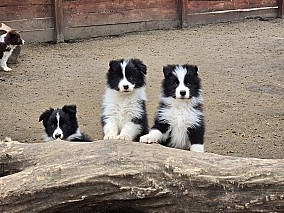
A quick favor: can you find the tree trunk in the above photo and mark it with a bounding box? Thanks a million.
[0,139,284,213]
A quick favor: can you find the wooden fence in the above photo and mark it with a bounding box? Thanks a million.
[1,0,283,43]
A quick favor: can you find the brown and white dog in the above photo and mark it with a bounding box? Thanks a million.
[0,23,25,71]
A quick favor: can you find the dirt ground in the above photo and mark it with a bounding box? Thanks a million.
[0,18,283,159]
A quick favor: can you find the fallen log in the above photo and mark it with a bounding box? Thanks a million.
[0,139,284,213]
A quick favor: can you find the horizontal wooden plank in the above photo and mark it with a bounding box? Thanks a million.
[63,0,177,14]
[63,19,179,41]
[2,18,54,32]
[64,7,178,28]
[1,5,52,21]
[0,0,50,6]
[187,7,278,26]
[19,29,54,43]
[188,0,278,13]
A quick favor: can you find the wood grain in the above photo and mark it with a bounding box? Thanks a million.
[1,140,284,212]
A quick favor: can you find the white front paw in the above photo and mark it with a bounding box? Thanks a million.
[190,144,204,153]
[103,135,117,140]
[139,134,158,144]
[116,134,132,141]
[2,66,12,71]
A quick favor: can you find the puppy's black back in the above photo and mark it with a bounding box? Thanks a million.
[68,133,92,142]
[131,100,148,142]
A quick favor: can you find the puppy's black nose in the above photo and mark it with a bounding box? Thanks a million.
[123,85,129,90]
[55,134,62,139]
[180,90,186,96]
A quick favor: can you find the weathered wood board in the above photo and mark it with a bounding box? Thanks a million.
[1,139,284,212]
[1,0,281,42]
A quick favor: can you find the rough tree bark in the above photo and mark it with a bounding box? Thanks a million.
[0,139,284,213]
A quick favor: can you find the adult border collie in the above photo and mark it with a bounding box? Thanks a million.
[0,27,24,71]
[102,58,148,142]
[140,64,205,152]
[39,105,92,142]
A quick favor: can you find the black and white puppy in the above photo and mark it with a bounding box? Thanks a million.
[39,105,92,142]
[140,64,205,152]
[0,29,25,71]
[102,58,148,142]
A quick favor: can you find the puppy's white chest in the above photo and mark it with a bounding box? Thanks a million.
[103,88,146,124]
[159,101,202,149]
[162,103,197,128]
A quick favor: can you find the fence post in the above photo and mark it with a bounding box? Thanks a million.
[52,0,64,43]
[278,0,284,18]
[179,0,189,28]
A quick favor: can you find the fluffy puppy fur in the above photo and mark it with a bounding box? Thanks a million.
[140,64,205,152]
[39,105,92,142]
[102,58,148,142]
[0,29,25,71]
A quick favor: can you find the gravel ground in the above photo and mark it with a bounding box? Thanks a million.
[1,18,283,159]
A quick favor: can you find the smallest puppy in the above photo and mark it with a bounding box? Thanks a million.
[0,27,25,71]
[39,105,92,142]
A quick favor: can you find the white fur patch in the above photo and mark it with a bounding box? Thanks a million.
[158,95,203,149]
[118,60,135,92]
[190,144,204,152]
[0,45,16,71]
[53,112,63,139]
[102,86,146,141]
[173,66,190,99]
[140,129,163,144]
[0,33,6,42]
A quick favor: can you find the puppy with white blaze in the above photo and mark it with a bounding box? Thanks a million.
[102,58,148,142]
[39,105,92,142]
[140,64,205,152]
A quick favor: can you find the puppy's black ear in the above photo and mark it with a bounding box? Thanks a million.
[132,59,147,75]
[185,64,198,76]
[62,105,77,115]
[39,108,54,122]
[0,30,7,36]
[109,60,120,72]
[163,65,176,77]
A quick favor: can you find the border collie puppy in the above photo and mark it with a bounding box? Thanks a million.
[102,58,148,142]
[0,29,25,71]
[39,105,92,142]
[140,64,205,152]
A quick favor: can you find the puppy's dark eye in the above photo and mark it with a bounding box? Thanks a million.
[173,80,179,87]
[62,123,67,128]
[51,124,56,129]
[186,82,191,86]
[129,74,134,80]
